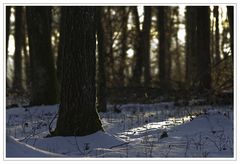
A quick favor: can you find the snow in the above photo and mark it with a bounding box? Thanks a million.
[6,136,64,157]
[5,102,233,158]
[23,131,126,156]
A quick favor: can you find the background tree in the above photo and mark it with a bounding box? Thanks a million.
[156,6,175,91]
[157,6,167,90]
[185,6,211,92]
[13,7,23,92]
[57,8,63,84]
[165,7,173,90]
[26,6,58,105]
[118,7,129,87]
[214,6,220,64]
[196,6,211,91]
[227,6,233,58]
[142,6,152,87]
[6,6,233,107]
[131,6,142,87]
[172,7,183,85]
[96,7,107,113]
[186,7,194,88]
[129,6,152,88]
[21,7,30,91]
[53,7,103,136]
[6,6,11,88]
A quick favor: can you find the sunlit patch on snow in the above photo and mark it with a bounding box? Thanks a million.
[119,115,190,139]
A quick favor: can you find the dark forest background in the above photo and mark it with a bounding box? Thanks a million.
[6,6,233,110]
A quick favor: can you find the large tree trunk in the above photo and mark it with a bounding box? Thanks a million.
[142,6,152,87]
[96,7,107,113]
[54,7,103,136]
[227,6,233,58]
[13,6,23,92]
[26,7,58,105]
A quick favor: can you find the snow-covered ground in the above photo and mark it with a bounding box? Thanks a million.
[6,135,64,157]
[5,102,233,158]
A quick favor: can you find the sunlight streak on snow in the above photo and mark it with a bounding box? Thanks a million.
[121,116,190,137]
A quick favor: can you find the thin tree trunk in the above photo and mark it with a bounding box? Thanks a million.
[54,7,103,136]
[6,6,11,88]
[174,7,182,83]
[142,6,152,87]
[165,7,173,90]
[227,6,233,58]
[210,10,215,66]
[106,7,115,87]
[21,7,30,91]
[131,6,143,87]
[185,7,198,89]
[214,6,220,63]
[157,6,166,89]
[13,6,23,92]
[118,7,128,87]
[185,7,190,86]
[57,8,63,84]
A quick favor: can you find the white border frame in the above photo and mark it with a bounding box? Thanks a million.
[0,0,238,163]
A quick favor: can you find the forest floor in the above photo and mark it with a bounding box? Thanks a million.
[6,101,233,158]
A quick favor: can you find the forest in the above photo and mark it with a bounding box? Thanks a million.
[5,6,234,158]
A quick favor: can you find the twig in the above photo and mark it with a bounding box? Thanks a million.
[48,113,58,134]
[109,142,129,149]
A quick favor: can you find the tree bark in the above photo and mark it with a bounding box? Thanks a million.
[96,7,107,113]
[54,7,103,136]
[26,7,58,105]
